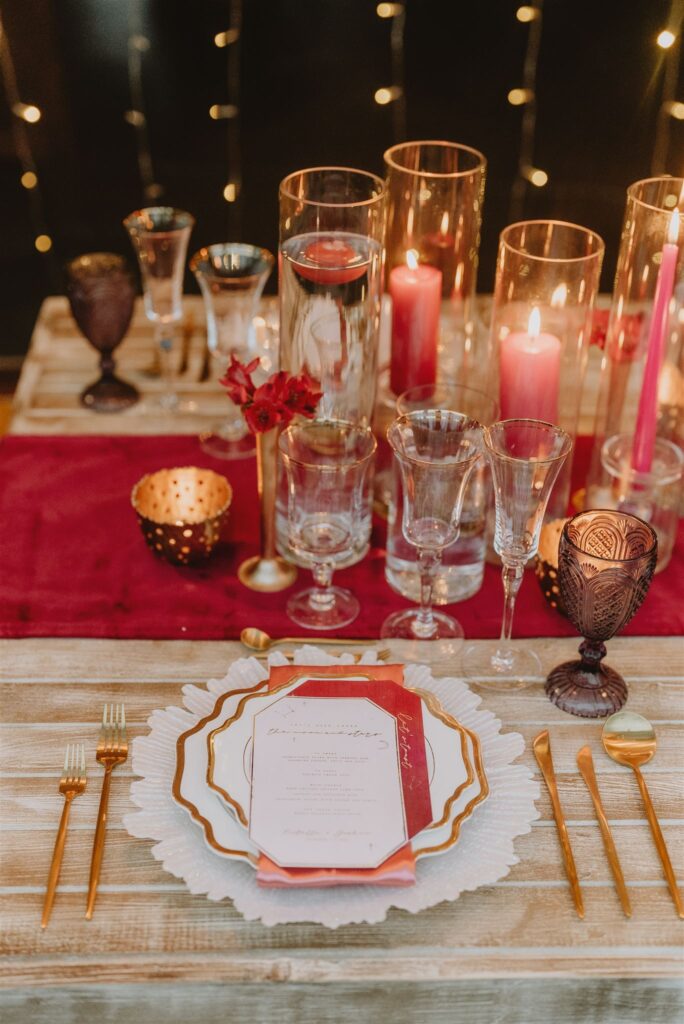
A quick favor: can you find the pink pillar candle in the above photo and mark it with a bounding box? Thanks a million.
[389,253,442,396]
[631,209,680,473]
[499,308,562,423]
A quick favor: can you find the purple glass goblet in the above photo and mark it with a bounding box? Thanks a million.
[66,253,138,412]
[545,510,658,718]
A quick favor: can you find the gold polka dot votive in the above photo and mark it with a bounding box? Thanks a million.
[534,517,569,617]
[131,466,232,565]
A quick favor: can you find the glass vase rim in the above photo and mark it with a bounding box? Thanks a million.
[500,219,605,264]
[396,381,499,420]
[189,242,274,280]
[383,140,487,178]
[387,411,483,467]
[278,166,386,209]
[601,432,684,487]
[278,420,377,470]
[123,206,195,235]
[562,509,658,564]
[626,175,684,216]
[484,418,573,464]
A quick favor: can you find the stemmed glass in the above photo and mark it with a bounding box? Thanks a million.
[66,253,138,412]
[462,419,572,684]
[190,243,274,459]
[123,206,194,410]
[545,510,658,717]
[381,410,483,644]
[278,421,376,630]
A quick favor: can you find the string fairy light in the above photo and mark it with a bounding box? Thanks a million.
[652,0,684,174]
[0,10,55,265]
[374,1,406,141]
[125,1,163,202]
[509,0,547,221]
[211,0,243,229]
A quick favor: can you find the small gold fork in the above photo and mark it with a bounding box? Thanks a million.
[42,744,86,929]
[85,704,128,920]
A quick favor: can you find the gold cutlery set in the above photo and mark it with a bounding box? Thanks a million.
[534,711,683,920]
[42,704,128,929]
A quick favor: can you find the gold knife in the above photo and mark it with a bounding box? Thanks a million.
[577,745,632,917]
[533,730,584,918]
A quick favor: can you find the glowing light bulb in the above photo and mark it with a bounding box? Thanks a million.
[223,182,238,202]
[376,3,403,17]
[516,5,538,22]
[214,29,239,47]
[508,88,534,106]
[13,103,41,123]
[20,171,37,189]
[657,29,676,49]
[374,86,402,105]
[35,234,52,253]
[525,166,548,187]
[124,110,145,127]
[209,104,239,120]
[666,100,684,119]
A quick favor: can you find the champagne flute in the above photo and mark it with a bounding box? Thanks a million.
[462,419,572,685]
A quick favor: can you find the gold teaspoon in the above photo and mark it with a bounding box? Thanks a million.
[602,710,684,919]
[240,627,375,653]
[577,745,632,917]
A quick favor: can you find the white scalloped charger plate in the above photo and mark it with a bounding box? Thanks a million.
[124,647,539,928]
[206,674,483,859]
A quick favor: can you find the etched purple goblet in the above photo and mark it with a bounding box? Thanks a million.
[545,510,658,718]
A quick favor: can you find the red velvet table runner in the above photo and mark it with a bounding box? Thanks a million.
[1,434,681,639]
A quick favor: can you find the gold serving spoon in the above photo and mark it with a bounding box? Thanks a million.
[602,710,683,919]
[240,627,376,653]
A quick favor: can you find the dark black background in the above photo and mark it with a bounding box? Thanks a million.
[0,0,681,358]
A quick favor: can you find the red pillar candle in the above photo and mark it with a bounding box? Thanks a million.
[389,251,442,396]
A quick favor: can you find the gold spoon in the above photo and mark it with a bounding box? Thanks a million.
[602,710,684,919]
[240,627,377,653]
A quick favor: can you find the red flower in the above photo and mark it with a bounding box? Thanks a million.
[281,373,323,418]
[219,355,260,406]
[219,356,322,434]
[243,398,283,434]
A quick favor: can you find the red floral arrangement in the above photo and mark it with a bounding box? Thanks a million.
[220,356,322,433]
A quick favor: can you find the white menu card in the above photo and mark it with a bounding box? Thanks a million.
[248,695,408,868]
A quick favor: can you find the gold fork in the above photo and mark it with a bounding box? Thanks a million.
[42,744,87,929]
[85,704,128,920]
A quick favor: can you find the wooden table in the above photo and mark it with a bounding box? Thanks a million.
[1,299,682,1023]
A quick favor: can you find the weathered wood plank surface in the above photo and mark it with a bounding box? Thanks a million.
[0,636,682,1015]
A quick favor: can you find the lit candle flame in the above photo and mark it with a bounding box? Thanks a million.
[528,306,541,338]
[440,211,449,236]
[550,283,567,308]
[406,249,419,270]
[668,208,680,245]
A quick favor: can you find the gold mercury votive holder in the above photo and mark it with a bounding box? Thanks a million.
[534,517,570,617]
[131,466,232,565]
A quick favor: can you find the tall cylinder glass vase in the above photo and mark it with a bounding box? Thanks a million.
[585,177,684,541]
[276,167,385,567]
[383,141,487,393]
[238,428,298,593]
[488,220,604,521]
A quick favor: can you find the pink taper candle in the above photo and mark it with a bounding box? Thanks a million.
[499,307,562,423]
[631,209,680,473]
[389,250,442,396]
